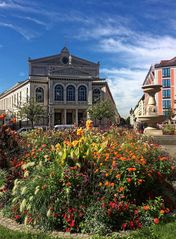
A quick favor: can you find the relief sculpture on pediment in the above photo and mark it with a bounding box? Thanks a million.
[49,67,90,76]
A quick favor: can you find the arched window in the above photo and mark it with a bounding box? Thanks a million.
[67,85,75,101]
[93,88,101,103]
[78,85,87,101]
[36,87,44,103]
[55,84,64,101]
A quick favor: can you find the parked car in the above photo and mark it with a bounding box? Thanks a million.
[17,127,32,134]
[54,124,75,131]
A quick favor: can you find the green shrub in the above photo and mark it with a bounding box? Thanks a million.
[162,124,175,135]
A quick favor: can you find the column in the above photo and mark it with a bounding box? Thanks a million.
[75,108,78,126]
[64,109,67,124]
[64,88,66,104]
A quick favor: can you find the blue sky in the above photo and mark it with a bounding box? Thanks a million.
[0,0,176,116]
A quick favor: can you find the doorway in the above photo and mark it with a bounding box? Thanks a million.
[67,112,73,124]
[54,112,62,125]
[78,112,84,125]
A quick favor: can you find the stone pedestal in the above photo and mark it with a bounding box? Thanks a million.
[138,84,164,136]
[144,127,163,136]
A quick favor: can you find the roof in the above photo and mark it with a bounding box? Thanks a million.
[143,65,154,85]
[0,80,29,99]
[28,47,98,66]
[155,57,176,68]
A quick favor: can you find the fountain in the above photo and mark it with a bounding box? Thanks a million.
[138,84,165,136]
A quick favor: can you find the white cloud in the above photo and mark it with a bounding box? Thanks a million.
[101,67,146,117]
[0,22,39,39]
[16,16,46,26]
[87,24,176,116]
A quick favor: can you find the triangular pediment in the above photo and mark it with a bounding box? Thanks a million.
[29,53,97,66]
[49,67,90,76]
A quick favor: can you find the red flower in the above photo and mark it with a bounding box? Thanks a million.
[15,215,20,220]
[127,178,132,183]
[109,201,116,209]
[154,218,159,224]
[122,223,127,230]
[70,220,75,227]
[129,221,135,229]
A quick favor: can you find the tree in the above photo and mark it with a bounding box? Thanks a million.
[88,99,115,126]
[16,98,45,128]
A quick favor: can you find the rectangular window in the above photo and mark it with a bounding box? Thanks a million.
[162,89,171,98]
[162,100,171,109]
[162,68,170,77]
[163,110,169,117]
[162,79,170,88]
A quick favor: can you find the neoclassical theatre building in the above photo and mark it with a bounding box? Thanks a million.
[0,47,119,127]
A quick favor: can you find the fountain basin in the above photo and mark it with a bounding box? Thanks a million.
[138,115,165,136]
[138,115,165,126]
[142,84,162,94]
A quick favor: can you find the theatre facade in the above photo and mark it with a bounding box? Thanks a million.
[0,47,119,127]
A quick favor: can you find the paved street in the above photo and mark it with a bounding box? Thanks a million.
[161,145,176,159]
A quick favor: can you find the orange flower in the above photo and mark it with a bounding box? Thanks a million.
[105,173,109,177]
[64,141,72,147]
[138,179,144,184]
[112,161,116,168]
[127,167,136,172]
[160,210,165,215]
[110,182,115,187]
[76,127,83,136]
[120,156,126,161]
[143,205,150,211]
[86,119,93,130]
[105,153,109,161]
[118,186,124,192]
[99,182,103,187]
[105,181,109,187]
[116,174,121,179]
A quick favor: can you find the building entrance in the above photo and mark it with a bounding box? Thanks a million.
[67,112,73,124]
[78,112,84,125]
[54,112,62,125]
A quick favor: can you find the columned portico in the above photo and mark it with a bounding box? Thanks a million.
[53,107,87,126]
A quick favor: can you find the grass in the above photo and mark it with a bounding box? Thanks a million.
[0,220,176,239]
[0,225,66,239]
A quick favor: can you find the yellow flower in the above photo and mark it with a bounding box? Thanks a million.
[77,127,84,136]
[86,119,93,130]
[55,143,61,151]
[72,140,79,147]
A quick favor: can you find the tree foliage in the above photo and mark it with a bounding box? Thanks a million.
[16,98,45,128]
[88,99,115,124]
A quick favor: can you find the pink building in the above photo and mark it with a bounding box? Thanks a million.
[143,57,176,117]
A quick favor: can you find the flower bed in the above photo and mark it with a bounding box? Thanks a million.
[1,123,176,235]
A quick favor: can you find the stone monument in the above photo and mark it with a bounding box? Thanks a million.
[138,84,165,136]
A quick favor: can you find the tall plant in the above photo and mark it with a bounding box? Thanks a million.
[16,98,45,128]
